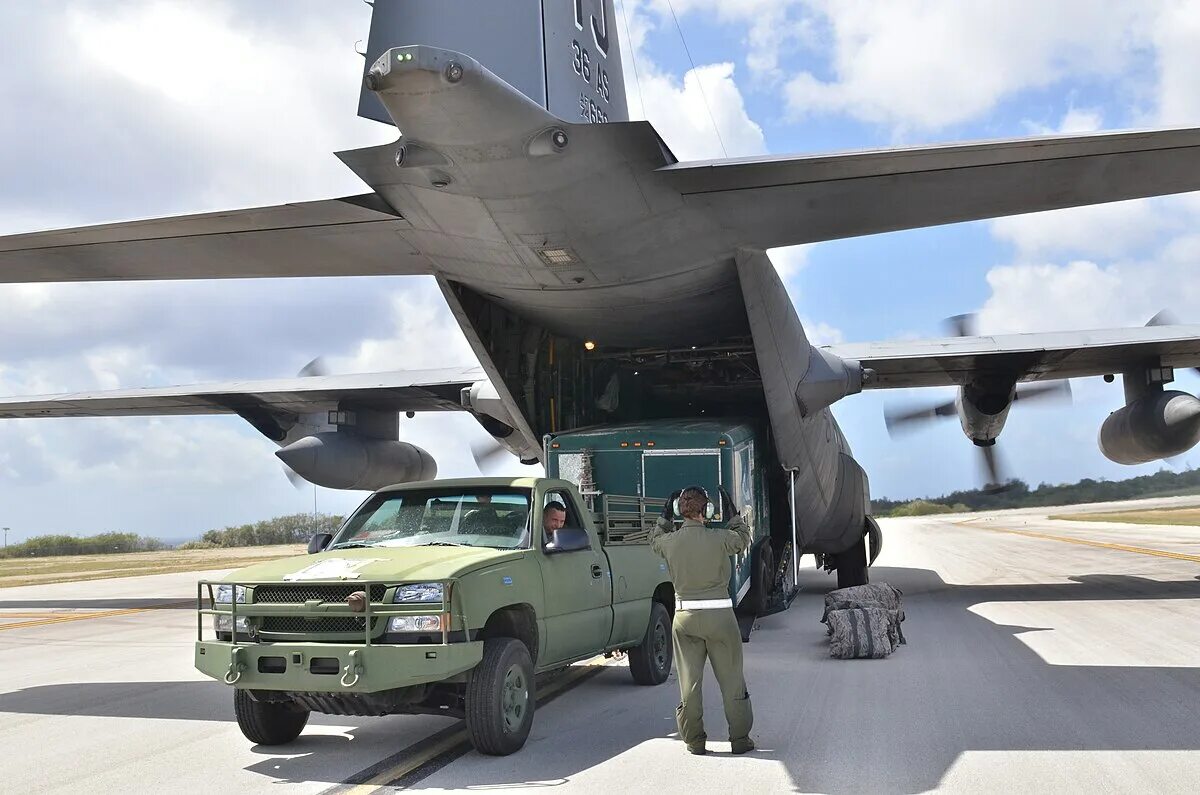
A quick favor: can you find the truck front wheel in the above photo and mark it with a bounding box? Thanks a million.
[628,601,673,685]
[233,689,309,745]
[465,638,536,755]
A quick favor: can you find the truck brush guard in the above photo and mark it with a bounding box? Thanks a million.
[197,578,464,689]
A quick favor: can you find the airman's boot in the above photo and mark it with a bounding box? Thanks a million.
[730,737,755,754]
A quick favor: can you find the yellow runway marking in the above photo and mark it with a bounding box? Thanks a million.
[0,612,75,619]
[341,655,617,793]
[959,521,1200,564]
[0,601,191,631]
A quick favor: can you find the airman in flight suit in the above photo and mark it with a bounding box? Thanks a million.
[648,485,754,755]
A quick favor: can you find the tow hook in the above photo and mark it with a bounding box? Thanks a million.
[341,649,363,688]
[224,646,247,685]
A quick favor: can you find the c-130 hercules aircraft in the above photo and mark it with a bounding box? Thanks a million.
[4,0,1200,588]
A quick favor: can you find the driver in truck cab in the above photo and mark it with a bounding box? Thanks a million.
[541,501,567,545]
[648,485,755,756]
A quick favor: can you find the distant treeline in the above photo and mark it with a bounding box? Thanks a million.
[180,512,343,549]
[0,532,166,559]
[874,467,1200,517]
[1,513,343,559]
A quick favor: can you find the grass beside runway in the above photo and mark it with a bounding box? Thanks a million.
[0,544,306,588]
[1049,507,1200,526]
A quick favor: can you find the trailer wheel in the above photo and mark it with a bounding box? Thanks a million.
[465,638,536,755]
[834,534,869,588]
[233,689,309,745]
[628,601,673,685]
[744,541,776,615]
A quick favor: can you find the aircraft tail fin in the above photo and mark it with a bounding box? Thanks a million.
[358,0,628,126]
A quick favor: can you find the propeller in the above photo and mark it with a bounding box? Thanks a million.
[470,438,511,474]
[978,443,1007,494]
[297,356,330,378]
[279,356,332,489]
[282,463,308,490]
[1147,310,1200,377]
[945,313,979,338]
[885,313,1073,492]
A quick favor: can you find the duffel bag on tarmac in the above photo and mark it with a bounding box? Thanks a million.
[821,582,905,631]
[827,606,904,659]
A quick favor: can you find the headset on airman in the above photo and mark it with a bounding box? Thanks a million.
[673,485,717,521]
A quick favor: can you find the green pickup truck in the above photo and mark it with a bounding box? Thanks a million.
[195,476,675,755]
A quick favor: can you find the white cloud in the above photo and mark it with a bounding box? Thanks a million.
[783,0,1152,134]
[633,61,765,159]
[618,2,766,159]
[632,0,811,82]
[1152,0,1200,126]
[976,252,1200,336]
[803,320,844,346]
[989,198,1178,261]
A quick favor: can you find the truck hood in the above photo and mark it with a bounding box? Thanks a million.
[221,545,525,584]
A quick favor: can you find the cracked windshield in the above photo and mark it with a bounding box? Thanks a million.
[331,489,532,550]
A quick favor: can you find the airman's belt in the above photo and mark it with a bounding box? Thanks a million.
[676,598,733,610]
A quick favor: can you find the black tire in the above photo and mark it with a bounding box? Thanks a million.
[233,689,309,745]
[628,601,673,685]
[465,638,536,755]
[834,533,869,588]
[744,541,776,615]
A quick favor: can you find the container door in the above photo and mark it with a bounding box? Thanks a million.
[641,450,721,505]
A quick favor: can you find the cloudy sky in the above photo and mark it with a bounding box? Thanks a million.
[2,1,1200,542]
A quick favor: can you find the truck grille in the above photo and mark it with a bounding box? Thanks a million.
[260,616,380,634]
[253,584,387,604]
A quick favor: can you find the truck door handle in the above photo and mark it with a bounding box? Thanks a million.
[591,564,603,579]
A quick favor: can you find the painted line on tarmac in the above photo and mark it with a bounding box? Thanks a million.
[0,601,192,631]
[960,521,1200,564]
[324,655,620,794]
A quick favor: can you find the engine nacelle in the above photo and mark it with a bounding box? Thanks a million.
[275,432,436,491]
[956,387,1013,444]
[1099,390,1200,465]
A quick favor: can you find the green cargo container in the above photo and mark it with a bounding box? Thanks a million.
[546,419,779,613]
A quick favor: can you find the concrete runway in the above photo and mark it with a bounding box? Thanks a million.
[2,500,1200,794]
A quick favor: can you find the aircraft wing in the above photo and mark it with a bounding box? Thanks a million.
[0,367,482,419]
[0,193,432,282]
[658,128,1200,247]
[826,325,1200,389]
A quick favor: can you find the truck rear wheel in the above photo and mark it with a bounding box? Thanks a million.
[233,689,309,745]
[834,534,869,588]
[743,541,776,615]
[465,638,536,755]
[628,601,673,685]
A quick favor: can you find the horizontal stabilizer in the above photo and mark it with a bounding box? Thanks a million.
[659,127,1200,248]
[0,194,431,283]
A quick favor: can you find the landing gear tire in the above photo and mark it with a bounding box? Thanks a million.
[834,533,869,589]
[233,689,309,745]
[629,601,673,685]
[744,541,776,615]
[465,637,536,755]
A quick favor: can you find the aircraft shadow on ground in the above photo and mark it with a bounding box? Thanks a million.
[0,598,192,610]
[0,680,233,722]
[766,566,1200,795]
[1,568,1197,792]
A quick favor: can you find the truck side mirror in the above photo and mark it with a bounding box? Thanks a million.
[308,533,333,554]
[544,527,591,554]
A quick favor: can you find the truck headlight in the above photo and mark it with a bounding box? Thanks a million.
[214,615,250,632]
[214,584,246,604]
[393,583,444,603]
[387,615,445,633]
